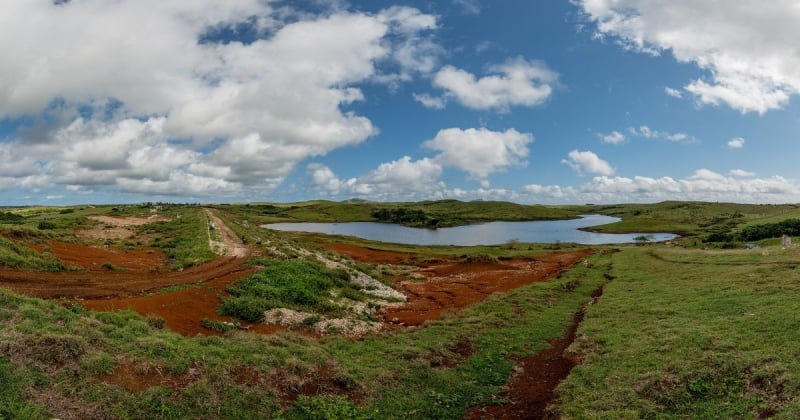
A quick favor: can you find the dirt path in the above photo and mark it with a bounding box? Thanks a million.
[465,284,606,419]
[204,209,250,258]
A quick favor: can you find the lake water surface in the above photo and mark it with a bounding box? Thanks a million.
[263,214,678,246]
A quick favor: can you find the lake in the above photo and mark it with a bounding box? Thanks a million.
[263,214,678,246]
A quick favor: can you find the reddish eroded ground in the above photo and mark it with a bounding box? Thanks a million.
[98,360,200,393]
[80,267,285,337]
[32,241,166,270]
[382,249,594,326]
[321,243,417,265]
[0,254,251,299]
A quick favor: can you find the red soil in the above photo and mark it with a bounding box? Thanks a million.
[1,237,275,336]
[382,250,594,326]
[7,235,600,413]
[32,241,166,270]
[321,243,417,265]
[80,267,285,337]
[99,360,199,393]
[0,253,250,299]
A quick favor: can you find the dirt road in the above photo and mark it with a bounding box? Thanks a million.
[205,209,250,258]
[0,210,252,299]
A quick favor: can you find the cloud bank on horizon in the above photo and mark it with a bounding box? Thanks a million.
[1,0,799,204]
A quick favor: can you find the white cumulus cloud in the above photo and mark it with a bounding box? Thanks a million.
[601,130,626,144]
[664,87,683,98]
[729,169,756,177]
[562,150,615,176]
[308,157,444,199]
[576,0,800,114]
[523,169,798,203]
[727,137,746,149]
[424,128,533,182]
[413,93,446,110]
[431,57,558,111]
[628,125,690,142]
[0,1,439,197]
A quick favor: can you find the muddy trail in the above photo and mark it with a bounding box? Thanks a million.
[466,283,607,419]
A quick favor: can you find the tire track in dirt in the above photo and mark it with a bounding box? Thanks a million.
[204,208,250,258]
[465,275,611,419]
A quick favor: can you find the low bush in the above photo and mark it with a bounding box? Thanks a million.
[200,319,240,333]
[21,334,87,366]
[220,259,358,321]
[462,254,499,264]
[37,221,56,230]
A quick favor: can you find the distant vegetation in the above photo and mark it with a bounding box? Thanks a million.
[222,199,579,228]
[0,236,64,271]
[371,207,439,228]
[728,218,800,242]
[139,207,214,270]
[0,212,24,224]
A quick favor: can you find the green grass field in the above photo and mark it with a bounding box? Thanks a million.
[557,246,800,417]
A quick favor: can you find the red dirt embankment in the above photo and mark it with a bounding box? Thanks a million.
[319,243,593,327]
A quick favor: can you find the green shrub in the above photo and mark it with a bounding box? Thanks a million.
[462,254,499,264]
[221,260,355,320]
[301,315,321,326]
[219,296,267,323]
[36,221,56,230]
[200,319,239,332]
[0,212,24,224]
[146,316,166,330]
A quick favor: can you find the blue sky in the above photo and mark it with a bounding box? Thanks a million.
[1,0,799,205]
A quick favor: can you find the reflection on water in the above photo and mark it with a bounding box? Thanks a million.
[264,214,678,246]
